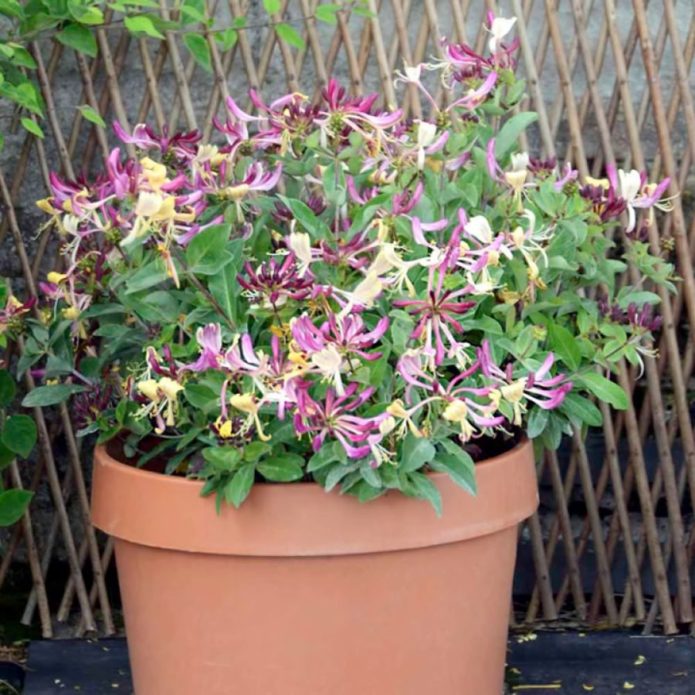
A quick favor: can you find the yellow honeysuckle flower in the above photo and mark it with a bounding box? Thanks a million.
[230,393,270,441]
[222,184,251,201]
[140,157,169,190]
[61,306,80,321]
[585,175,609,189]
[158,377,183,401]
[47,271,68,284]
[442,399,474,442]
[215,417,234,439]
[137,379,161,403]
[36,198,57,215]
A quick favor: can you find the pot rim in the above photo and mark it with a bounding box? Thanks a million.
[91,438,538,557]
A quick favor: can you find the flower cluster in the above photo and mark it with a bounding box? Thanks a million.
[11,13,674,509]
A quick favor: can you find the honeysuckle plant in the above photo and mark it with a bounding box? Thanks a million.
[1,13,676,513]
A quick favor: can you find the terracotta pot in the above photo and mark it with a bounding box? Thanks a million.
[91,438,537,695]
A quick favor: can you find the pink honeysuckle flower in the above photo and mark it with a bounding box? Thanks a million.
[46,172,93,217]
[477,340,572,425]
[292,313,389,363]
[410,216,450,252]
[606,165,672,232]
[105,149,140,199]
[222,334,299,418]
[316,78,403,144]
[174,214,225,246]
[396,347,440,401]
[319,228,376,271]
[293,382,385,459]
[145,344,180,379]
[113,122,201,161]
[227,161,283,197]
[393,265,476,366]
[0,295,35,336]
[441,387,506,442]
[238,253,313,309]
[392,181,424,215]
[346,176,379,205]
[485,138,503,182]
[579,180,628,223]
[447,70,498,110]
[181,323,223,372]
[553,162,579,191]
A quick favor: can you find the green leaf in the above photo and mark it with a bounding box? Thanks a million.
[277,196,330,238]
[0,441,14,470]
[224,464,255,508]
[616,290,661,309]
[307,440,345,472]
[183,33,211,72]
[122,260,169,293]
[405,472,442,516]
[257,453,305,482]
[0,80,44,116]
[124,14,165,39]
[6,44,36,69]
[20,117,44,139]
[185,224,233,275]
[243,441,272,462]
[21,383,88,407]
[202,446,242,471]
[214,27,237,51]
[548,322,581,371]
[1,415,37,458]
[0,369,16,407]
[0,0,23,19]
[433,439,477,494]
[526,407,549,439]
[400,436,435,473]
[315,3,340,24]
[262,0,281,12]
[77,104,106,127]
[561,392,603,427]
[208,238,244,325]
[67,0,104,24]
[275,22,305,49]
[325,462,357,492]
[578,372,628,410]
[56,23,98,57]
[494,111,538,160]
[0,489,33,526]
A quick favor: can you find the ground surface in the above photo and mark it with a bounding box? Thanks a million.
[3,631,692,693]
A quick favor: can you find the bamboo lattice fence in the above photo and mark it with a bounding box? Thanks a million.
[0,0,694,638]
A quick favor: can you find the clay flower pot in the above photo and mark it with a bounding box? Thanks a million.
[91,438,537,695]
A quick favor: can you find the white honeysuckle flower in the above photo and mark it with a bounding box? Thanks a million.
[511,152,530,172]
[465,215,494,244]
[488,16,517,53]
[134,191,165,217]
[287,230,314,276]
[310,345,345,395]
[394,64,422,85]
[618,169,642,202]
[417,121,438,148]
[416,121,438,169]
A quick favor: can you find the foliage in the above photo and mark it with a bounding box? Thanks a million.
[0,0,370,147]
[0,13,676,513]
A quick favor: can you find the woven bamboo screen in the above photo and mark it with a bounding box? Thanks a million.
[0,0,694,638]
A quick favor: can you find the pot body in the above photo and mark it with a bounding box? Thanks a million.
[91,439,537,695]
